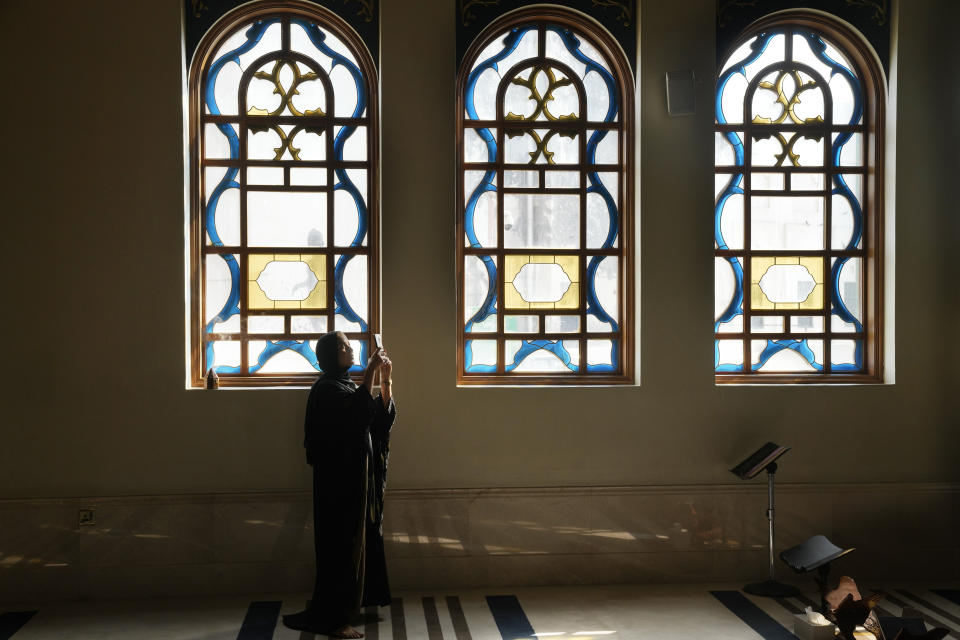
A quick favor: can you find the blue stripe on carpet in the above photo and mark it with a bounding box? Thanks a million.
[710,591,799,640]
[486,595,535,640]
[0,612,36,640]
[237,601,282,640]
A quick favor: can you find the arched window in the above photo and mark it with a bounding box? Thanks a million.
[188,1,378,387]
[457,8,634,385]
[714,13,884,382]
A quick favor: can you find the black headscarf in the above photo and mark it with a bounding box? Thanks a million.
[315,331,351,380]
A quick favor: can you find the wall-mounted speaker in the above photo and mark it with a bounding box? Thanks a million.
[665,69,696,116]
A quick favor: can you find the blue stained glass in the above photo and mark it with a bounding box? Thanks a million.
[461,20,627,378]
[818,34,865,352]
[586,339,619,373]
[462,31,516,338]
[802,32,866,343]
[294,19,369,333]
[547,27,622,337]
[462,31,514,339]
[465,254,497,335]
[505,339,577,372]
[248,340,317,373]
[752,339,823,372]
[715,334,744,373]
[715,26,869,375]
[712,32,773,350]
[465,339,497,373]
[198,14,374,379]
[831,339,862,372]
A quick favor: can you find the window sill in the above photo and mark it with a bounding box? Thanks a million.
[715,373,885,385]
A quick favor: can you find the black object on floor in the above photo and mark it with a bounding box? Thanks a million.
[486,595,535,640]
[897,590,960,629]
[710,591,799,640]
[297,600,313,640]
[237,601,282,640]
[878,616,928,638]
[932,590,960,607]
[0,611,37,640]
[885,592,960,636]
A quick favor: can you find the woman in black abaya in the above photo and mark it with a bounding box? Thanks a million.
[283,331,396,639]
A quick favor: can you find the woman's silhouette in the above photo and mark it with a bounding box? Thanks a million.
[283,331,396,639]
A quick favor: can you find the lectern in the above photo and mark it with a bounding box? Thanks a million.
[780,535,855,612]
[731,442,800,597]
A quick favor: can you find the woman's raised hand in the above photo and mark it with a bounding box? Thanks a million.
[366,347,386,371]
[380,352,392,380]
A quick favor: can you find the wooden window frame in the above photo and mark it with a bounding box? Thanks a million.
[188,0,380,388]
[456,7,635,386]
[714,12,885,384]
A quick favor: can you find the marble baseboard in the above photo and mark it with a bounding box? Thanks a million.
[1,483,957,602]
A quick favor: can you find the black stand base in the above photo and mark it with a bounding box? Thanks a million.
[744,579,802,598]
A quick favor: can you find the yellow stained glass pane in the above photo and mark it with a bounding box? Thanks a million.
[503,254,528,282]
[553,255,579,282]
[751,283,774,310]
[751,254,775,310]
[504,283,528,308]
[302,281,327,309]
[301,254,327,281]
[502,254,582,310]
[751,256,776,282]
[798,256,823,282]
[248,282,274,309]
[247,253,328,310]
[248,254,273,279]
[555,282,580,309]
[799,283,823,310]
[752,255,825,311]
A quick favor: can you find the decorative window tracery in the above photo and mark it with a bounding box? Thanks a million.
[457,9,634,384]
[189,2,378,386]
[714,15,883,382]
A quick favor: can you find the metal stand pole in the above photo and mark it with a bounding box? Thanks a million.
[744,463,801,597]
[768,465,776,581]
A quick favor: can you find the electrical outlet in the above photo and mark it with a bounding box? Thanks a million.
[78,508,96,526]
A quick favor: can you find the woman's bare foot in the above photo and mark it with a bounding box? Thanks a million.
[326,624,363,639]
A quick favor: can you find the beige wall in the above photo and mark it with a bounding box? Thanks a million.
[1,0,958,502]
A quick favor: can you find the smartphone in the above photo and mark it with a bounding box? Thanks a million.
[373,333,383,350]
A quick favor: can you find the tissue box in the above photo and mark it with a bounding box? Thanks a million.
[794,614,837,640]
